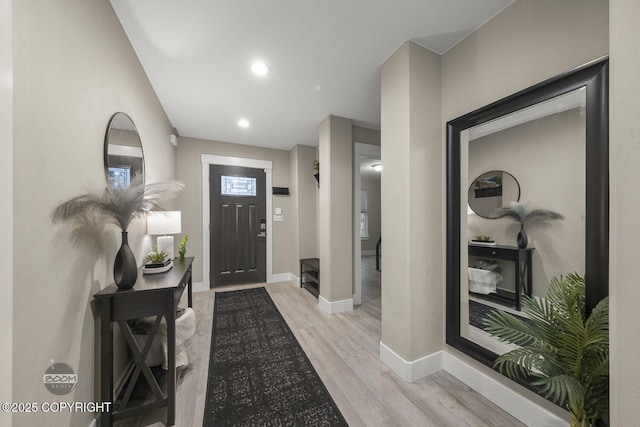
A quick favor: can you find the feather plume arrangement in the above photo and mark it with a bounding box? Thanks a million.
[489,201,564,224]
[52,174,185,231]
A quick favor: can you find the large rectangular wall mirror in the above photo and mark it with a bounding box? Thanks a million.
[445,60,609,390]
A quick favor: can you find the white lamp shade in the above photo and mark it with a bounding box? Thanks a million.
[147,211,182,235]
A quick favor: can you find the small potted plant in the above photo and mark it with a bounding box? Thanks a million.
[143,246,173,274]
[179,235,189,260]
[144,246,169,265]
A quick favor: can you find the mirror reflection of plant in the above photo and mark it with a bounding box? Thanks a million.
[489,201,563,224]
[484,274,608,427]
[474,235,493,242]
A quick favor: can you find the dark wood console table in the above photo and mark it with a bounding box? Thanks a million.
[468,244,533,311]
[300,258,320,298]
[94,256,193,427]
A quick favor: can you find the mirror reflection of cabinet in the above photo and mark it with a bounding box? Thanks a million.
[104,112,144,188]
[468,243,533,311]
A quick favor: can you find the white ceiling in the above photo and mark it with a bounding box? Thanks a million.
[111,0,514,150]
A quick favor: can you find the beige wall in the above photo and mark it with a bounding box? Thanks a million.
[291,144,318,270]
[176,136,295,283]
[289,146,301,274]
[381,41,443,361]
[442,0,608,120]
[318,115,353,302]
[360,177,381,253]
[441,0,608,418]
[12,0,175,425]
[1,0,12,424]
[610,0,640,423]
[353,124,381,146]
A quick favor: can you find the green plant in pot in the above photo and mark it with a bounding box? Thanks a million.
[52,175,184,289]
[178,235,189,260]
[489,201,563,248]
[484,274,609,426]
[145,246,168,265]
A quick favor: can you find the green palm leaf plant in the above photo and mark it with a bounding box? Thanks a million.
[483,274,609,426]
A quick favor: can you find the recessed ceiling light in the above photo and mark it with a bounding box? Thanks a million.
[238,118,250,128]
[251,60,270,76]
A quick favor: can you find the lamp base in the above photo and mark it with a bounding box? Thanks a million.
[156,235,175,260]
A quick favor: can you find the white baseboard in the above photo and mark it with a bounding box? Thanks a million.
[319,295,353,314]
[443,352,568,427]
[269,272,298,284]
[379,341,443,382]
[192,281,208,292]
[361,250,377,256]
[290,274,300,287]
[376,343,566,426]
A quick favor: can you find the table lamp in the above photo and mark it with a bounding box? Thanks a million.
[147,211,182,260]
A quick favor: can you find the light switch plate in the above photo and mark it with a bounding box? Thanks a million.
[274,214,284,222]
[275,208,282,215]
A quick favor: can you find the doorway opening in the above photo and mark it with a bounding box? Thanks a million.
[353,143,381,314]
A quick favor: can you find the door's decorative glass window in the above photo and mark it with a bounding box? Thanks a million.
[221,176,257,196]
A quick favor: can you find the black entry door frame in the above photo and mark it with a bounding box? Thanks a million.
[201,154,273,288]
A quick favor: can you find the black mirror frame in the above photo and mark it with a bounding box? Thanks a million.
[445,60,609,379]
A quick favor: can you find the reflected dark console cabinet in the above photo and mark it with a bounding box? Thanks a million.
[468,244,533,311]
[300,258,320,298]
[94,257,194,427]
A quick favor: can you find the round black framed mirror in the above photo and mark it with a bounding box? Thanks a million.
[104,112,144,188]
[468,170,520,218]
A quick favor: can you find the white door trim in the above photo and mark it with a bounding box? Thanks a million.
[201,154,273,288]
[353,143,381,305]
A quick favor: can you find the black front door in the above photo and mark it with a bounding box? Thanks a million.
[210,164,266,286]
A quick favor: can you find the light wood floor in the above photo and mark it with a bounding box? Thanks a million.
[116,257,524,426]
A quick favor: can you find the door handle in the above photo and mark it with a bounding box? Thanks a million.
[257,232,266,238]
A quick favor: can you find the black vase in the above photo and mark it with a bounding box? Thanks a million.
[114,231,137,289]
[517,224,528,249]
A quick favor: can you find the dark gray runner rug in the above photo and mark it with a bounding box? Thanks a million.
[203,287,349,426]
